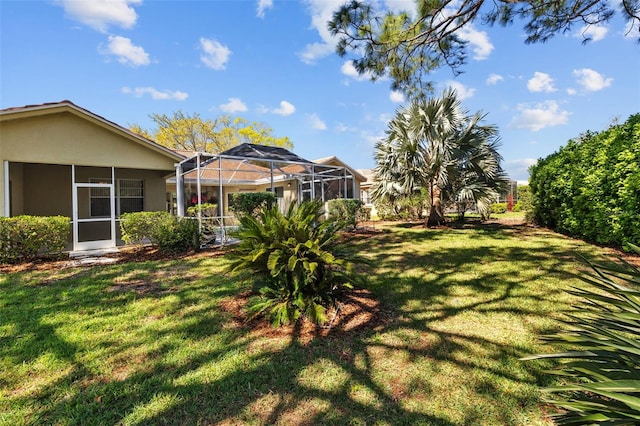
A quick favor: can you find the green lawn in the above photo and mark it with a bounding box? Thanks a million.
[0,222,619,425]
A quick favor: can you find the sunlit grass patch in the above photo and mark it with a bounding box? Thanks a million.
[1,222,627,425]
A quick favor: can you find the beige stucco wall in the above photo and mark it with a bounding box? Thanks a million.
[1,109,179,218]
[0,112,177,170]
[10,164,169,217]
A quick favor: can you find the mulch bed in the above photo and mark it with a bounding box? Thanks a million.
[218,287,393,343]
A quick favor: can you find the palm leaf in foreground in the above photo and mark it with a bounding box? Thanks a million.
[524,245,640,425]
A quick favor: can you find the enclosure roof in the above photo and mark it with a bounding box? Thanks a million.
[219,143,312,164]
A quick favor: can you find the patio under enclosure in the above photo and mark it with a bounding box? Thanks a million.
[170,144,360,246]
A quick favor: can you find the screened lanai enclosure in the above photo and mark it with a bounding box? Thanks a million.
[168,143,360,246]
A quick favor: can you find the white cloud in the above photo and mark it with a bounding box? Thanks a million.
[624,18,640,39]
[458,26,493,60]
[219,98,247,113]
[58,0,141,32]
[121,87,188,101]
[299,0,343,64]
[336,122,357,132]
[262,100,296,116]
[308,113,327,130]
[445,80,475,100]
[101,35,150,67]
[566,88,578,95]
[486,73,504,85]
[256,0,273,18]
[361,129,385,147]
[341,61,372,81]
[299,42,336,65]
[573,68,613,92]
[511,100,570,131]
[390,90,405,103]
[527,72,556,93]
[384,0,416,15]
[504,158,537,182]
[576,24,608,41]
[199,37,231,70]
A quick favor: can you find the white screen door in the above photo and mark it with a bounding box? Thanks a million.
[73,182,116,251]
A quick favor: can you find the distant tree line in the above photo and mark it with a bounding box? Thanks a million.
[529,114,640,248]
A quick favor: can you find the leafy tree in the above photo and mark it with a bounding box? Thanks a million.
[529,114,640,248]
[372,88,509,226]
[227,201,355,327]
[516,184,532,211]
[329,0,640,98]
[130,110,292,153]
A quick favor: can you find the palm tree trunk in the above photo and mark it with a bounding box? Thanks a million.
[427,197,445,227]
[427,181,445,227]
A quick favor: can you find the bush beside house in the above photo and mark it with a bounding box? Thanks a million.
[120,211,199,253]
[0,215,70,263]
[327,198,364,230]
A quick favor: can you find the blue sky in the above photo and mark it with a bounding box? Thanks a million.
[1,0,638,182]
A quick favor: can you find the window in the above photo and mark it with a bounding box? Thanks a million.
[118,179,144,214]
[90,179,111,217]
[89,178,144,217]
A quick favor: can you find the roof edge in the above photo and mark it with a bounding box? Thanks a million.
[0,100,184,162]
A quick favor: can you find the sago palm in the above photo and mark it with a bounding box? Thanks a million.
[227,200,355,326]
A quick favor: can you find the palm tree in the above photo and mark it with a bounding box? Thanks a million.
[372,89,509,226]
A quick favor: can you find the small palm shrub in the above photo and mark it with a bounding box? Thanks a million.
[524,245,640,424]
[228,200,354,327]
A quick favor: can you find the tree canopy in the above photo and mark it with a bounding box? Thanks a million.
[372,88,509,226]
[329,0,639,98]
[130,110,293,153]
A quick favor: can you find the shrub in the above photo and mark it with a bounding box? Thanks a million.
[120,211,199,253]
[230,192,276,217]
[186,202,218,217]
[153,217,200,253]
[491,202,507,214]
[516,185,532,211]
[228,200,355,327]
[529,114,640,248]
[524,245,640,424]
[0,215,70,263]
[120,211,169,245]
[327,198,364,230]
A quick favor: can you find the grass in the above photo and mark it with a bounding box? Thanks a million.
[0,222,624,425]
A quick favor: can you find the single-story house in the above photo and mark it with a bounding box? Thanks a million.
[0,101,183,252]
[1,101,366,251]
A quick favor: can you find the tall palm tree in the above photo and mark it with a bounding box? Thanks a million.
[372,89,509,226]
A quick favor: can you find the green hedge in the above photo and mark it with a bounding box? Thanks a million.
[0,215,70,263]
[529,114,640,248]
[120,211,199,253]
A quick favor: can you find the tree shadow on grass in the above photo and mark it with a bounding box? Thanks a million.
[2,223,602,425]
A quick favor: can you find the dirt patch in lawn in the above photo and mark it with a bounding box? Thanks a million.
[0,245,226,275]
[219,287,393,344]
